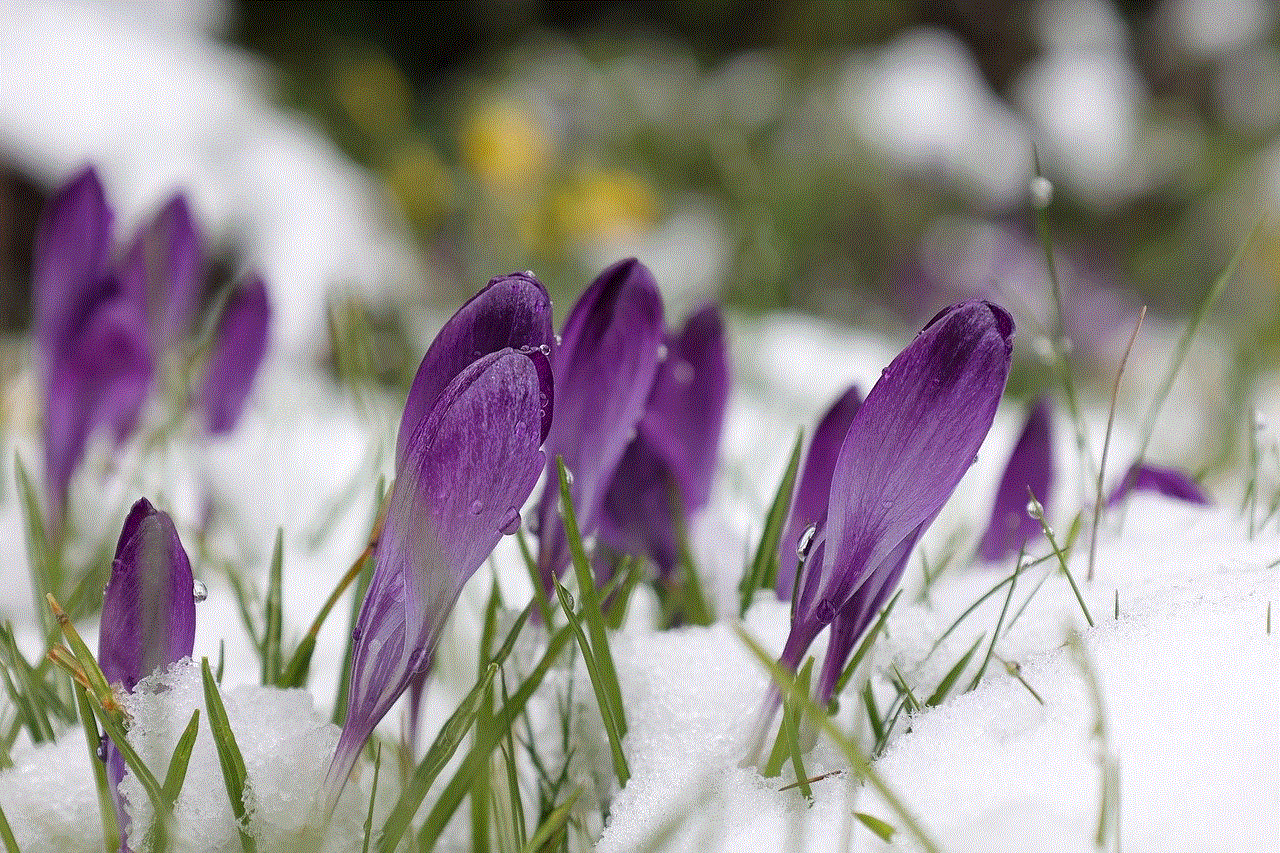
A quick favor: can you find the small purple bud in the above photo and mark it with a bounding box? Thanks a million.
[535,258,665,590]
[1105,463,1210,508]
[775,385,863,600]
[976,398,1054,562]
[201,276,270,435]
[119,193,203,351]
[598,305,729,577]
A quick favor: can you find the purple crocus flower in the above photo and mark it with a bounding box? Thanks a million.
[1105,463,1209,507]
[534,258,665,590]
[766,301,1013,718]
[97,498,197,852]
[119,194,203,352]
[598,305,729,578]
[976,397,1054,562]
[200,276,270,436]
[774,386,863,601]
[327,347,552,800]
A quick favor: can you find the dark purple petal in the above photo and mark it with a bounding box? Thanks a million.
[775,385,863,600]
[98,498,196,691]
[119,193,202,350]
[43,294,153,529]
[329,348,547,798]
[1106,463,1210,508]
[201,276,270,435]
[396,272,553,469]
[789,300,1014,675]
[33,166,115,376]
[535,258,665,589]
[976,397,1054,562]
[598,436,682,576]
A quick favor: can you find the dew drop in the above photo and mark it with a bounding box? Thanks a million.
[470,499,484,515]
[538,343,551,356]
[352,627,363,642]
[524,269,536,278]
[192,580,207,603]
[656,343,669,362]
[554,334,563,347]
[408,647,430,673]
[498,507,521,536]
[796,523,818,559]
[1029,175,1053,209]
[1026,499,1043,519]
[95,734,108,762]
[563,469,574,486]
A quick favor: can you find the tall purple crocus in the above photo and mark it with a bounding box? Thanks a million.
[775,386,863,601]
[98,498,197,852]
[200,276,271,436]
[598,305,729,579]
[534,258,665,591]
[327,280,553,800]
[119,194,203,352]
[764,301,1013,723]
[1105,462,1209,507]
[976,397,1054,562]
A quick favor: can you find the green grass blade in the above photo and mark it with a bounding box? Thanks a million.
[520,788,580,853]
[784,660,813,799]
[515,527,555,627]
[262,528,284,686]
[855,812,896,842]
[1031,498,1094,628]
[200,658,256,853]
[740,431,804,616]
[969,550,1025,691]
[162,710,201,809]
[75,684,118,853]
[556,458,627,741]
[925,633,984,708]
[88,690,167,853]
[862,682,885,745]
[0,801,19,853]
[14,454,59,641]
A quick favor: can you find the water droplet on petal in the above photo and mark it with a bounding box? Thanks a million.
[796,523,817,559]
[193,581,208,603]
[553,334,562,347]
[95,734,108,762]
[524,269,536,278]
[470,500,484,515]
[1029,175,1053,209]
[352,627,363,642]
[498,508,521,535]
[563,469,574,486]
[656,343,668,361]
[408,647,430,673]
[1026,499,1043,519]
[538,343,551,356]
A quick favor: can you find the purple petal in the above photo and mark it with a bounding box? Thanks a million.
[119,193,203,350]
[598,436,682,576]
[33,166,115,376]
[98,498,196,691]
[535,258,665,588]
[775,385,863,600]
[791,300,1014,665]
[329,348,548,798]
[396,272,553,469]
[201,276,270,435]
[43,293,153,529]
[976,397,1054,562]
[1106,463,1210,508]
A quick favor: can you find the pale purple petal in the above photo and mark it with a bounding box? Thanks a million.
[1106,463,1210,507]
[119,193,202,350]
[201,276,270,435]
[976,397,1054,562]
[776,385,863,600]
[535,258,665,589]
[396,272,553,468]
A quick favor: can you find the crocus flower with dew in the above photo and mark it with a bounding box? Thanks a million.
[598,304,730,580]
[327,347,552,801]
[775,385,863,601]
[1105,462,1210,508]
[976,397,1054,562]
[744,301,1013,758]
[118,193,203,353]
[200,276,271,436]
[534,258,665,591]
[97,498,197,852]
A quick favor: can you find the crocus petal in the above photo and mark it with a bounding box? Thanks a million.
[201,276,270,435]
[1106,463,1210,507]
[775,385,863,600]
[119,193,202,350]
[976,397,1054,562]
[33,166,115,375]
[598,305,730,577]
[396,272,553,469]
[535,258,664,589]
[788,300,1013,673]
[329,348,548,798]
[43,293,153,528]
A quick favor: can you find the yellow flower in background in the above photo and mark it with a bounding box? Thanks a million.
[334,50,414,143]
[381,138,455,228]
[460,98,553,193]
[550,168,659,247]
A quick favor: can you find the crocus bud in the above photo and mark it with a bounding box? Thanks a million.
[775,385,863,600]
[976,397,1054,562]
[327,347,552,800]
[119,193,202,351]
[200,276,270,436]
[534,258,665,590]
[779,301,1014,708]
[598,305,729,577]
[1106,463,1209,508]
[98,498,197,852]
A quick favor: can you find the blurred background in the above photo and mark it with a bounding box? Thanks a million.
[0,0,1276,390]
